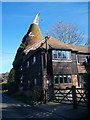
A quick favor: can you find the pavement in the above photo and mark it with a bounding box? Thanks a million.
[0,92,88,120]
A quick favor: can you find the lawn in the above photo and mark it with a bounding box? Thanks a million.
[6,93,43,106]
[0,81,8,91]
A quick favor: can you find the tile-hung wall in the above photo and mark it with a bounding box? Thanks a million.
[52,50,75,74]
[52,50,79,88]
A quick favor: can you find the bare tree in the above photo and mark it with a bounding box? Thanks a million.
[48,21,87,45]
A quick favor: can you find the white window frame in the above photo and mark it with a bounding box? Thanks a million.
[67,75,72,83]
[63,75,68,83]
[59,75,63,84]
[54,75,59,85]
[54,75,72,85]
[52,50,71,61]
[52,50,58,59]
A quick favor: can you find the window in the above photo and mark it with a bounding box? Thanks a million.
[52,50,71,61]
[78,74,86,88]
[86,56,90,63]
[68,75,72,83]
[66,51,71,60]
[52,50,57,59]
[63,75,68,83]
[32,56,36,64]
[28,80,30,88]
[34,79,37,86]
[26,61,29,68]
[76,54,79,63]
[20,66,23,71]
[26,36,30,42]
[62,51,66,59]
[54,75,72,85]
[20,75,23,87]
[58,51,61,58]
[59,75,63,83]
[20,75,23,80]
[54,76,59,84]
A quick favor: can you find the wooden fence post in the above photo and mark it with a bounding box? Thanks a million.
[72,86,77,109]
[43,89,47,104]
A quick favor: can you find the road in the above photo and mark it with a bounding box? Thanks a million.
[0,92,88,119]
[1,92,66,119]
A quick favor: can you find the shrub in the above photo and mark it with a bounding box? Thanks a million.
[7,82,18,94]
[0,82,7,90]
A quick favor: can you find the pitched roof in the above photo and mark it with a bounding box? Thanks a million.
[47,37,71,50]
[41,37,90,53]
[25,36,90,54]
[69,44,90,53]
[24,18,90,54]
[47,37,90,53]
[26,23,43,49]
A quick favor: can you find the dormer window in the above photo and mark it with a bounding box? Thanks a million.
[52,50,71,61]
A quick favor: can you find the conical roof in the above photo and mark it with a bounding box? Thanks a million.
[25,14,43,49]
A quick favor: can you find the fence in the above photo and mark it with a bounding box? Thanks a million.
[47,86,87,109]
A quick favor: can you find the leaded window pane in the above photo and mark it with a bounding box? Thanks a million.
[53,50,57,59]
[62,51,66,58]
[52,50,71,61]
[66,51,71,60]
[58,51,62,58]
[67,75,71,83]
[64,75,68,83]
[54,76,58,84]
[60,76,63,83]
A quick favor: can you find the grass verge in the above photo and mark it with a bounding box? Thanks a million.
[6,92,43,106]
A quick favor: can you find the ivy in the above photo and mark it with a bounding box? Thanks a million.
[11,41,27,91]
[13,43,27,70]
[7,68,15,83]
